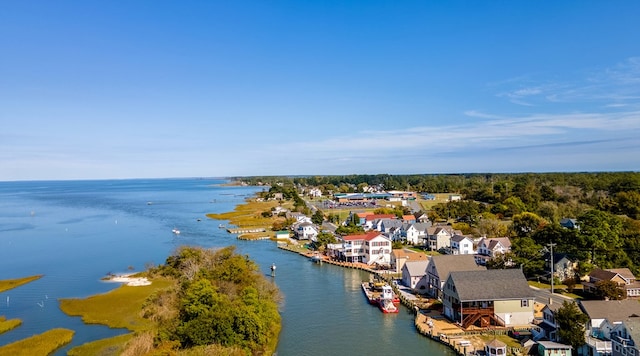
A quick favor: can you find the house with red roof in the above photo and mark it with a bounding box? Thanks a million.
[339,231,392,266]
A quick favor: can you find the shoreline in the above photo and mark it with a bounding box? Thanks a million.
[276,243,524,356]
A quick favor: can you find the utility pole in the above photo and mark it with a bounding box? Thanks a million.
[548,243,556,294]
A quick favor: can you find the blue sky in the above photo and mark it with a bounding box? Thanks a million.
[1,1,639,181]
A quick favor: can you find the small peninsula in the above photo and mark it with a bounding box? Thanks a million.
[61,245,281,355]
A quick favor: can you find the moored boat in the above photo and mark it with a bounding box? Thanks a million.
[376,285,400,313]
[362,282,400,311]
[310,252,323,263]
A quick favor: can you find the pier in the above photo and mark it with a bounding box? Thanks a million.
[227,227,266,234]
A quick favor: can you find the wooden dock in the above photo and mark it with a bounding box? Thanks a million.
[227,227,266,234]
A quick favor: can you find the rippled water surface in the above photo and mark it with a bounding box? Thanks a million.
[0,179,454,355]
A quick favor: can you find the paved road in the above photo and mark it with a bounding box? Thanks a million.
[530,285,575,306]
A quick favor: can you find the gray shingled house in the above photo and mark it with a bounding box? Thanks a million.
[442,268,535,329]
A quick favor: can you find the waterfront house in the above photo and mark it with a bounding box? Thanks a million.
[475,237,512,266]
[537,340,572,356]
[448,235,475,255]
[293,221,319,241]
[442,268,535,328]
[578,300,640,356]
[391,249,428,274]
[611,317,640,356]
[401,260,430,291]
[425,254,484,299]
[584,268,640,299]
[340,232,392,266]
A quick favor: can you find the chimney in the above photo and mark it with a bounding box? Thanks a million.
[549,297,552,305]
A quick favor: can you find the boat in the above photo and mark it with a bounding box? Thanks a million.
[376,285,400,313]
[361,282,400,312]
[172,228,180,235]
[310,252,323,263]
[361,282,377,304]
[218,224,226,228]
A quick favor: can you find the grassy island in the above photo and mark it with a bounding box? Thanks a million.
[0,275,43,338]
[0,316,21,335]
[62,246,281,356]
[0,275,43,293]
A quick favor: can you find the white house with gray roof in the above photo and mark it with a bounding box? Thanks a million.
[401,260,430,291]
[442,268,535,329]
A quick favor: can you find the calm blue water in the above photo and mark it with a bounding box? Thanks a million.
[0,178,453,355]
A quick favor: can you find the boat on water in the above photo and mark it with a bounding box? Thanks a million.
[218,224,226,228]
[361,282,400,312]
[310,252,323,263]
[172,228,180,235]
[377,285,399,313]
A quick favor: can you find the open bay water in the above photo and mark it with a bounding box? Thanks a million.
[0,178,454,355]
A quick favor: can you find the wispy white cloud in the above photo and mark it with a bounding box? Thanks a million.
[497,57,640,108]
[263,110,640,167]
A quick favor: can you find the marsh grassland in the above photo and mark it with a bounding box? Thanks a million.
[0,328,74,356]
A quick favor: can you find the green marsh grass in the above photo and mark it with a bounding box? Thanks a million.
[60,278,174,331]
[0,328,74,356]
[67,333,133,356]
[0,275,42,293]
[0,316,21,334]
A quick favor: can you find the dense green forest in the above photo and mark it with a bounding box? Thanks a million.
[238,172,640,279]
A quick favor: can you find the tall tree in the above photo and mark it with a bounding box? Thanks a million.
[555,301,589,352]
[511,212,546,238]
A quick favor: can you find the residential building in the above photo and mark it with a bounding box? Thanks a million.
[293,221,319,241]
[425,254,485,299]
[442,268,535,328]
[543,252,577,283]
[584,268,640,298]
[578,300,640,356]
[390,249,428,274]
[340,232,392,266]
[611,317,640,356]
[560,218,579,230]
[448,235,475,255]
[426,226,460,251]
[401,260,430,291]
[475,237,512,265]
[403,222,430,245]
[537,302,563,342]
